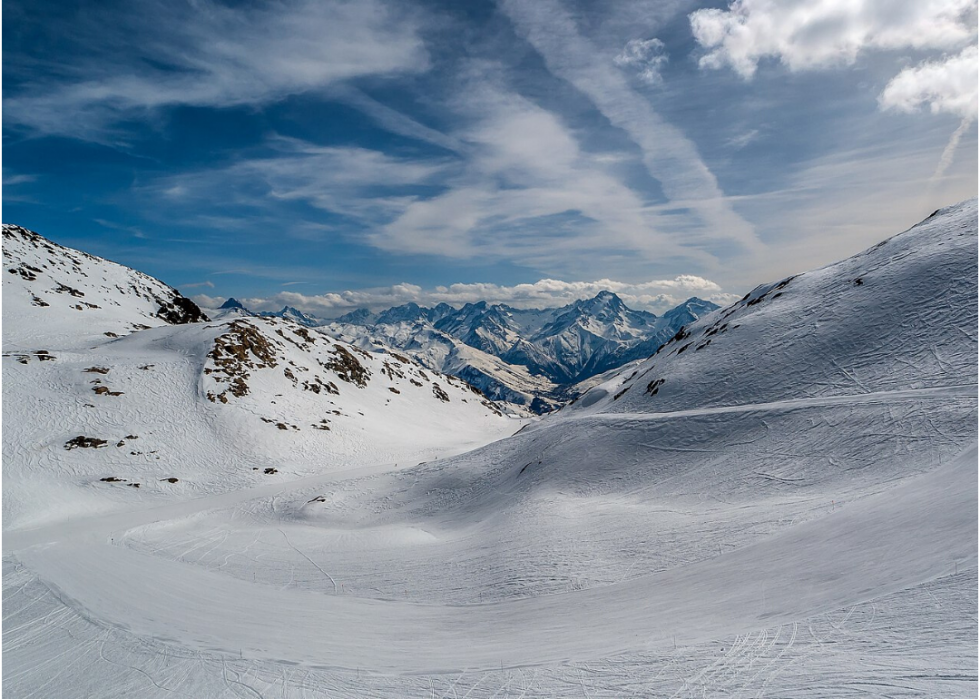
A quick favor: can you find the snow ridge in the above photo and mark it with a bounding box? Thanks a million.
[2,224,208,349]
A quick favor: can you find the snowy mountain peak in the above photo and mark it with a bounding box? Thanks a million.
[335,308,375,325]
[259,306,320,327]
[661,297,718,326]
[219,297,246,310]
[566,290,641,323]
[326,292,719,409]
[580,289,623,308]
[376,302,427,325]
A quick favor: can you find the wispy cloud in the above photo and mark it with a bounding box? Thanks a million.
[930,117,974,183]
[726,129,760,150]
[499,0,762,254]
[147,136,448,226]
[139,78,735,276]
[4,0,428,141]
[614,38,669,85]
[3,173,37,186]
[370,77,690,265]
[193,275,738,317]
[94,218,149,239]
[2,171,39,203]
[327,85,465,154]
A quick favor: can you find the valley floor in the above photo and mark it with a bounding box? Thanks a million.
[3,386,977,697]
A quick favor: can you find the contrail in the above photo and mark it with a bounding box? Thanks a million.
[930,117,973,184]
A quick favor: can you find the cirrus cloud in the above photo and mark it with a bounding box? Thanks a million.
[4,0,428,141]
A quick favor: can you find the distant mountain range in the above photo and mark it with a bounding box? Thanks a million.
[223,293,718,413]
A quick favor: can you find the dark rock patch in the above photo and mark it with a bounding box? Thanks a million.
[322,345,370,387]
[66,436,108,450]
[646,378,665,396]
[156,294,208,325]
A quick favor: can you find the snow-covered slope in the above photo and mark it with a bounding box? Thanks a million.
[2,224,208,349]
[3,204,976,697]
[566,199,978,417]
[2,226,514,530]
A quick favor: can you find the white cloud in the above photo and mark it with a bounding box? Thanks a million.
[614,38,669,84]
[5,0,428,139]
[370,82,676,263]
[690,0,977,78]
[879,45,978,119]
[194,276,737,317]
[153,84,722,273]
[148,137,446,224]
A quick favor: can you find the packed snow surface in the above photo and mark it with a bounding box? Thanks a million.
[3,201,978,697]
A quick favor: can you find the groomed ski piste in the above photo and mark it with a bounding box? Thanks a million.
[3,201,978,697]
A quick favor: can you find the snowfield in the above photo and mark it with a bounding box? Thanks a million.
[3,201,978,697]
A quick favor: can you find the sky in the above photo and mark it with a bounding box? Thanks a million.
[3,0,977,317]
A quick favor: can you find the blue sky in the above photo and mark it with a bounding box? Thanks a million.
[3,0,977,316]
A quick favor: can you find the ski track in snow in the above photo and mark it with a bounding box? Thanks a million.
[4,388,977,695]
[3,204,978,696]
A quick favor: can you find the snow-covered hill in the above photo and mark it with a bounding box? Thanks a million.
[2,225,514,530]
[3,203,977,697]
[565,198,979,417]
[2,224,207,349]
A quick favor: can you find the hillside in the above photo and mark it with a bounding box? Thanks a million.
[2,226,515,530]
[566,198,979,416]
[2,224,207,349]
[3,203,977,697]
